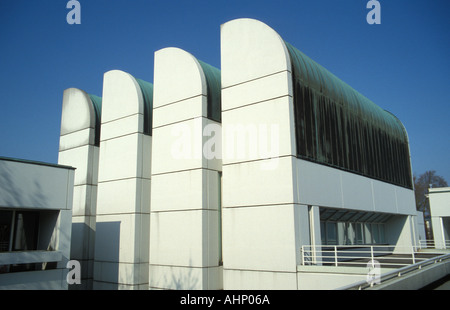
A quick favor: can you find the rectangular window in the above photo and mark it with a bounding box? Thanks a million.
[12,211,39,251]
[326,222,337,245]
[371,224,379,244]
[379,224,386,244]
[320,221,326,245]
[0,211,13,252]
[356,223,364,245]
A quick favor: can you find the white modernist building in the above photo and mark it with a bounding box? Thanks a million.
[55,18,425,290]
[220,18,420,289]
[429,187,450,249]
[0,157,75,289]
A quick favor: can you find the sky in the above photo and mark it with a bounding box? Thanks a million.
[0,0,449,183]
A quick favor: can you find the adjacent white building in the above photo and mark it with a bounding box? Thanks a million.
[0,157,74,289]
[429,187,450,249]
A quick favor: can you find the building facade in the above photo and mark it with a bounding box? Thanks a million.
[0,157,74,289]
[55,18,423,290]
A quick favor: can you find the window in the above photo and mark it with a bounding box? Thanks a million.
[0,210,39,252]
[326,222,337,245]
[319,208,389,245]
[355,223,364,245]
[371,224,380,244]
[12,211,39,251]
[285,42,413,189]
[0,211,13,252]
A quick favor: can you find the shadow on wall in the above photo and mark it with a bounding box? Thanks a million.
[93,221,121,289]
[150,259,201,290]
[0,161,49,210]
[69,222,95,290]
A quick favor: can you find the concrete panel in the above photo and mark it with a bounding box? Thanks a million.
[150,169,204,212]
[297,271,367,290]
[97,178,146,215]
[98,134,144,182]
[153,96,205,128]
[0,159,74,211]
[95,213,149,264]
[223,269,297,290]
[153,47,206,107]
[222,97,294,164]
[100,114,143,141]
[150,210,219,267]
[294,158,343,208]
[149,265,222,290]
[429,188,450,217]
[340,170,374,212]
[59,128,95,151]
[222,205,297,272]
[60,88,96,136]
[101,70,144,123]
[222,157,295,207]
[395,186,416,215]
[221,18,291,88]
[59,145,98,186]
[372,179,398,214]
[151,118,204,175]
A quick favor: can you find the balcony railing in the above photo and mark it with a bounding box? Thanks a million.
[300,244,449,268]
[0,250,62,274]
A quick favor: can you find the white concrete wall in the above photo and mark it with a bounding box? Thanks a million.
[293,158,417,216]
[221,18,301,290]
[429,188,450,217]
[149,48,222,290]
[429,187,450,249]
[58,88,100,289]
[0,159,74,212]
[0,158,74,290]
[94,70,151,289]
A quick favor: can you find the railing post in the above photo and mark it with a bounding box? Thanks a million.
[412,246,416,264]
[334,246,338,267]
[301,246,304,266]
[370,246,374,263]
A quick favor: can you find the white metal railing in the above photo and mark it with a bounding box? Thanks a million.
[338,253,450,290]
[300,244,449,268]
[418,239,450,250]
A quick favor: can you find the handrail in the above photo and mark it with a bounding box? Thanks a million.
[300,244,448,268]
[418,239,450,249]
[338,253,450,290]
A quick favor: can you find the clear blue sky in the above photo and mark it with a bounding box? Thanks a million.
[0,0,449,182]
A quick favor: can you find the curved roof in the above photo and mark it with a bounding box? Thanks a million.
[198,60,222,122]
[88,94,102,146]
[135,78,153,135]
[284,41,408,144]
